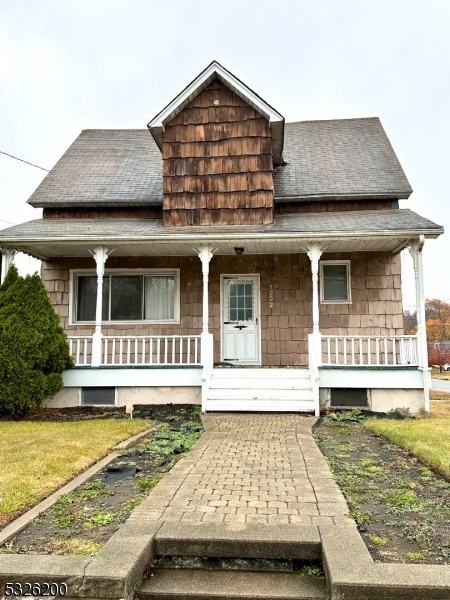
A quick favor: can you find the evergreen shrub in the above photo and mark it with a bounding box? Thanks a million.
[0,265,73,418]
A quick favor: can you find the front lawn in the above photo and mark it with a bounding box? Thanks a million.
[365,401,450,479]
[0,420,151,527]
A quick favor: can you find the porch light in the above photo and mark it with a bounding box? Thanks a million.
[234,247,244,255]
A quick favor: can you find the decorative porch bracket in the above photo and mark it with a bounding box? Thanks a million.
[307,242,323,365]
[91,246,109,367]
[0,248,16,284]
[197,244,214,365]
[409,235,430,412]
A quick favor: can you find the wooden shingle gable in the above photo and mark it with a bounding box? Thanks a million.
[161,79,275,226]
[148,60,285,165]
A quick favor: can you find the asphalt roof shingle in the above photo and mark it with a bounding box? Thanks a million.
[27,119,412,208]
[0,210,441,241]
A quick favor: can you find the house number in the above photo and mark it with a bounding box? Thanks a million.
[269,284,274,308]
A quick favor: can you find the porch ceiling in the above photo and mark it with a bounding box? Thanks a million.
[0,209,443,260]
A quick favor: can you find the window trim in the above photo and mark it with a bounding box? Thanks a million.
[69,268,181,325]
[319,260,352,304]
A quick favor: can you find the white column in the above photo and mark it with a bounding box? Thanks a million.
[0,248,15,283]
[409,236,430,412]
[307,243,323,362]
[198,245,214,363]
[91,246,109,367]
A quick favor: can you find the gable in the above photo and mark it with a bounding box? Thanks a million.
[148,60,284,165]
[161,79,274,226]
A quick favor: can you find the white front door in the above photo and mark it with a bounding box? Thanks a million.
[221,275,260,365]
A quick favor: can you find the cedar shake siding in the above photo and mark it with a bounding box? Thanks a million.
[43,252,403,367]
[161,79,274,227]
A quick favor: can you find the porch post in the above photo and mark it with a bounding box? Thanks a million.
[409,236,430,412]
[307,243,323,363]
[91,246,109,367]
[198,244,214,363]
[0,248,15,283]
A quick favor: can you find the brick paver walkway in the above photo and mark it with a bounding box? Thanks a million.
[130,414,349,526]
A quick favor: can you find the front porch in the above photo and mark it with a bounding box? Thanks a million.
[63,331,424,416]
[0,210,437,415]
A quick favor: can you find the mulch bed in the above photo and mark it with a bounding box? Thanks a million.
[0,405,202,556]
[314,412,450,564]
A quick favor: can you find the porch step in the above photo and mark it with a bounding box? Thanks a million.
[139,568,329,599]
[206,368,314,412]
[212,368,311,379]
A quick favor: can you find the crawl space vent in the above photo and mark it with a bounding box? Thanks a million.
[330,388,368,408]
[81,387,115,406]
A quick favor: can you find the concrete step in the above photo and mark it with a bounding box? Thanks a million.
[154,523,321,560]
[138,568,329,600]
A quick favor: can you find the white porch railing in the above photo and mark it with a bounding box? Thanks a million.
[321,335,419,367]
[68,335,201,367]
[69,336,93,366]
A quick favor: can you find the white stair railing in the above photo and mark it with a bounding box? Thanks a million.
[201,333,214,412]
[308,333,320,417]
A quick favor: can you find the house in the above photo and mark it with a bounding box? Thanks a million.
[0,61,444,415]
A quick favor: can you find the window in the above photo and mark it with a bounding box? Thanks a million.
[320,261,351,303]
[72,270,179,323]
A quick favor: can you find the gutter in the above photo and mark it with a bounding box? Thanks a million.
[0,228,444,246]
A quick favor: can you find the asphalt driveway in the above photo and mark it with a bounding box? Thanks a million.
[432,377,450,392]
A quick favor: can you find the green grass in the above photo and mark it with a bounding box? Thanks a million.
[365,401,450,479]
[0,419,152,526]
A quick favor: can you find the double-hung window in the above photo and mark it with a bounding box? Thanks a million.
[72,270,179,323]
[320,261,351,303]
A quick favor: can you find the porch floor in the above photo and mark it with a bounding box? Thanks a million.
[129,413,350,525]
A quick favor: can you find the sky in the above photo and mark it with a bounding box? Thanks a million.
[0,0,449,311]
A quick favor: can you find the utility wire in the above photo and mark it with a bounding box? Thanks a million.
[0,150,50,172]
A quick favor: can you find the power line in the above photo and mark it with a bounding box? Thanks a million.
[0,150,50,172]
[0,219,16,226]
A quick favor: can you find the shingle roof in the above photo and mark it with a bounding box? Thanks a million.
[0,210,441,241]
[27,119,412,208]
[274,118,412,200]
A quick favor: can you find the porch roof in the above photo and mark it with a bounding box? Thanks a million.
[0,209,443,260]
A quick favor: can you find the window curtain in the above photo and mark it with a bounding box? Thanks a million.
[144,276,174,320]
[77,276,110,321]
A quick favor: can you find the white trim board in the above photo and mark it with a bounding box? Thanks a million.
[319,368,424,389]
[63,367,202,387]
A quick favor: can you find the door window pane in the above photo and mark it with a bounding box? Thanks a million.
[77,276,109,321]
[322,264,349,301]
[111,276,142,320]
[144,276,175,320]
[228,280,254,321]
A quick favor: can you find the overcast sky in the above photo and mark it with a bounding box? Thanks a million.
[0,0,448,310]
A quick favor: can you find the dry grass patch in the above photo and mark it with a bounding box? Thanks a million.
[365,401,450,479]
[430,389,450,402]
[431,369,450,380]
[0,420,151,527]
